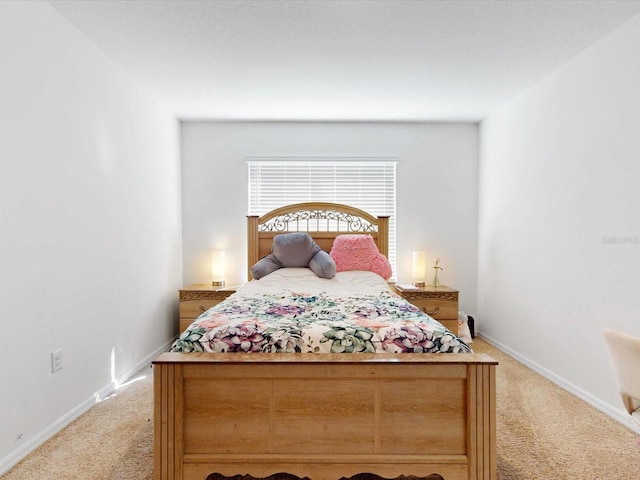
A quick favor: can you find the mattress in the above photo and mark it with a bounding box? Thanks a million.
[170,268,472,354]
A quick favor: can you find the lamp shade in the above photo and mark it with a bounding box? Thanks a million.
[211,250,226,286]
[412,251,426,286]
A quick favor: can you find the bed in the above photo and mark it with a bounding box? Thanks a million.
[154,202,497,480]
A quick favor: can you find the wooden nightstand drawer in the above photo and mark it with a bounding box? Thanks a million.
[392,284,459,334]
[408,297,457,320]
[180,299,218,318]
[179,285,238,332]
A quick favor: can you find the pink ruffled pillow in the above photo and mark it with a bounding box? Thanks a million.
[330,234,392,280]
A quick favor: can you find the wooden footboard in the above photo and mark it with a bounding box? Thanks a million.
[154,353,497,480]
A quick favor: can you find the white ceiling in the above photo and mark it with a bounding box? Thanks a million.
[49,0,640,122]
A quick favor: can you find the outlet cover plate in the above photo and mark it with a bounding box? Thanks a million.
[51,349,63,373]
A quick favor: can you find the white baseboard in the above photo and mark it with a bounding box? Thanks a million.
[0,339,174,476]
[479,331,640,435]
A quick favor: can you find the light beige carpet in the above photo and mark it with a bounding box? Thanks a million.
[471,339,640,479]
[2,339,640,479]
[1,365,155,480]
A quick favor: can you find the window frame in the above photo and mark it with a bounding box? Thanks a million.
[247,157,397,278]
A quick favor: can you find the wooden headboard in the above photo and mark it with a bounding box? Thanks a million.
[247,202,389,280]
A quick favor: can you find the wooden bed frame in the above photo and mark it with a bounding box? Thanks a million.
[154,202,497,480]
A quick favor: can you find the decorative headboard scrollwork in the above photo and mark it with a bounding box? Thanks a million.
[258,207,377,233]
[247,202,389,281]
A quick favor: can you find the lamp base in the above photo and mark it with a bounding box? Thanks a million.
[412,281,426,288]
[211,280,225,288]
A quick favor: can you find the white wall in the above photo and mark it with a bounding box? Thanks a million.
[181,121,478,313]
[0,1,182,471]
[478,14,640,430]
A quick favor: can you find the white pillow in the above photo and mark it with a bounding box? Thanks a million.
[458,311,473,344]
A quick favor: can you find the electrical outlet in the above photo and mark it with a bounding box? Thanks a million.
[51,349,63,373]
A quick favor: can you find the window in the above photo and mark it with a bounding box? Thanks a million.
[247,157,397,277]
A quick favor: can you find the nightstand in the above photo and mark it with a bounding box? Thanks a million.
[392,284,459,334]
[178,284,238,332]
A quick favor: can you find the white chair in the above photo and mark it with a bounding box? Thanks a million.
[603,328,640,426]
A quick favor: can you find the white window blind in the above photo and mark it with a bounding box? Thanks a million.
[247,158,397,278]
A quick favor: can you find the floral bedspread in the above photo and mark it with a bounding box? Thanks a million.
[170,290,471,354]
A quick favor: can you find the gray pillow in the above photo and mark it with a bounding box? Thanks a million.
[250,253,282,280]
[309,250,336,279]
[250,232,337,280]
[272,233,320,267]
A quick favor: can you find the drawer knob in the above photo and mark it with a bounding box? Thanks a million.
[423,306,440,316]
[199,305,206,312]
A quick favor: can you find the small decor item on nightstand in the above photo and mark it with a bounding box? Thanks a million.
[432,256,443,287]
